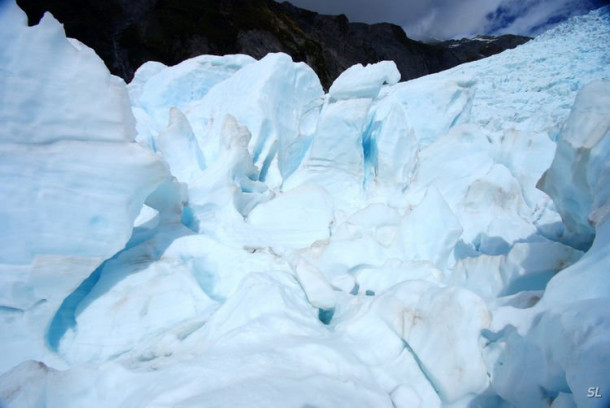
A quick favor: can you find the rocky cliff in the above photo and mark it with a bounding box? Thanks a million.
[17,0,530,88]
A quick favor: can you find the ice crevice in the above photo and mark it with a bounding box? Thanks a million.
[361,117,380,188]
[46,263,104,352]
[400,339,443,402]
[46,222,193,355]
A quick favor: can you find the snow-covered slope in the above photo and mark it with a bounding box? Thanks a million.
[1,1,609,407]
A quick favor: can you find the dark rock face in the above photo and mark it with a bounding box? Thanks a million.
[17,0,530,89]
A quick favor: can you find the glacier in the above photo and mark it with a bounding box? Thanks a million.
[1,1,610,407]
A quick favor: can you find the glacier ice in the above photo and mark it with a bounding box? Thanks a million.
[129,54,256,150]
[400,187,463,269]
[156,108,206,184]
[1,1,610,407]
[328,61,401,100]
[0,1,170,373]
[481,77,610,408]
[538,79,610,249]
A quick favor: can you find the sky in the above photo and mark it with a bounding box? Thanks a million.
[278,0,608,40]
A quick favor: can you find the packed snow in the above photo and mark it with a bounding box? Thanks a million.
[1,1,609,407]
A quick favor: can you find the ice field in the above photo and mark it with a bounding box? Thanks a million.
[1,2,609,407]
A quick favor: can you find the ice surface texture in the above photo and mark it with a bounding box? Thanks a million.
[0,1,170,373]
[1,1,610,407]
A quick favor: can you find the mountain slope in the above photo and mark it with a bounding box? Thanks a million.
[16,0,529,88]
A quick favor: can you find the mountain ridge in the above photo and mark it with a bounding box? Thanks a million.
[17,0,530,88]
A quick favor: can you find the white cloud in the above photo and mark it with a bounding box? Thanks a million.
[489,0,599,36]
[278,0,599,40]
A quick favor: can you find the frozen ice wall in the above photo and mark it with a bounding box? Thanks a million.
[1,1,610,407]
[0,2,170,371]
[490,79,610,408]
